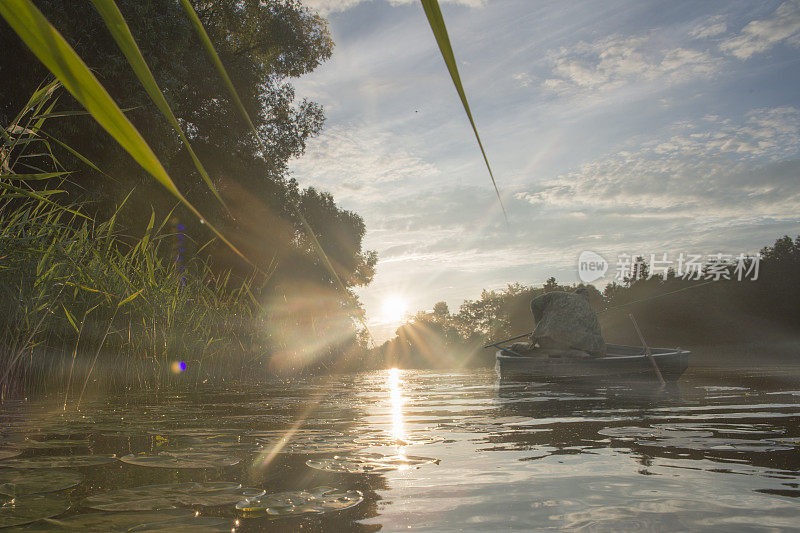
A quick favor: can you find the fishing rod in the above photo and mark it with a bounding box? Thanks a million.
[482,332,530,349]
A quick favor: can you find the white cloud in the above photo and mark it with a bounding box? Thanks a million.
[516,106,800,218]
[689,15,728,39]
[302,0,369,16]
[720,0,800,59]
[512,72,533,87]
[542,34,720,95]
[303,0,485,17]
[289,123,439,203]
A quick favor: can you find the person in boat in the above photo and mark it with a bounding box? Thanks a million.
[511,288,606,357]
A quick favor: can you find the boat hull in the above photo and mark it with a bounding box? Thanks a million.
[496,344,690,382]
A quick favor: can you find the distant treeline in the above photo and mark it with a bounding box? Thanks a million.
[375,235,800,369]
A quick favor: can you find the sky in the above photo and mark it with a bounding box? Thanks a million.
[287,0,800,341]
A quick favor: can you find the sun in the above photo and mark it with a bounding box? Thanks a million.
[382,295,407,323]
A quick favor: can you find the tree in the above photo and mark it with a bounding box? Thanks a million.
[0,0,333,221]
[432,301,450,320]
[544,276,558,292]
[292,187,377,289]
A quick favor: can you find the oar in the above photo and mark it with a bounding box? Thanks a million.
[629,314,666,388]
[483,332,531,349]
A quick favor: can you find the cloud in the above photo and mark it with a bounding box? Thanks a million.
[513,72,533,87]
[516,106,800,219]
[303,0,485,17]
[720,0,800,59]
[690,15,728,39]
[542,34,720,95]
[302,0,369,16]
[289,123,439,203]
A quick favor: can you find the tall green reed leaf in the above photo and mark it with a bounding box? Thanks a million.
[90,0,227,211]
[420,0,507,224]
[0,0,250,264]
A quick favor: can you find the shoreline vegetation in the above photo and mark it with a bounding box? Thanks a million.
[2,2,798,400]
[0,0,377,400]
[376,235,800,370]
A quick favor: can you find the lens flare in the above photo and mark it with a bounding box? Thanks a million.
[171,360,187,373]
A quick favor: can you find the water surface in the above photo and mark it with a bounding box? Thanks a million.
[2,364,800,531]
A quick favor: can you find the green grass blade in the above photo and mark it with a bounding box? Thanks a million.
[37,108,137,119]
[0,0,250,264]
[117,288,144,309]
[0,0,183,196]
[420,0,507,223]
[61,303,79,333]
[90,0,227,210]
[39,130,117,182]
[0,180,88,219]
[2,172,71,180]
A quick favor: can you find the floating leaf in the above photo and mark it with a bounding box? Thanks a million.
[128,515,233,532]
[0,494,69,528]
[598,425,793,452]
[0,455,116,469]
[0,468,82,496]
[305,453,439,474]
[158,429,242,440]
[16,439,89,450]
[636,436,794,452]
[659,423,786,437]
[252,429,340,439]
[0,449,22,460]
[597,426,714,440]
[184,441,264,454]
[253,429,358,455]
[353,431,444,446]
[12,510,194,532]
[85,482,261,511]
[236,486,363,517]
[119,451,239,469]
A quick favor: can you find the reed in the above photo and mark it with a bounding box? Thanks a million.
[0,83,264,400]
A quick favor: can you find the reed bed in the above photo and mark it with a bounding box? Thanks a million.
[0,83,267,401]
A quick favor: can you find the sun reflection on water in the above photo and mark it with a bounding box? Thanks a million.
[388,367,406,453]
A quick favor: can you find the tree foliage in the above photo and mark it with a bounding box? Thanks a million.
[0,0,377,288]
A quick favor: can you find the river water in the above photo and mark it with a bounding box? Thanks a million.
[1,364,800,531]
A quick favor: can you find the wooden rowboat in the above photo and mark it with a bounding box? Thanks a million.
[496,343,690,382]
